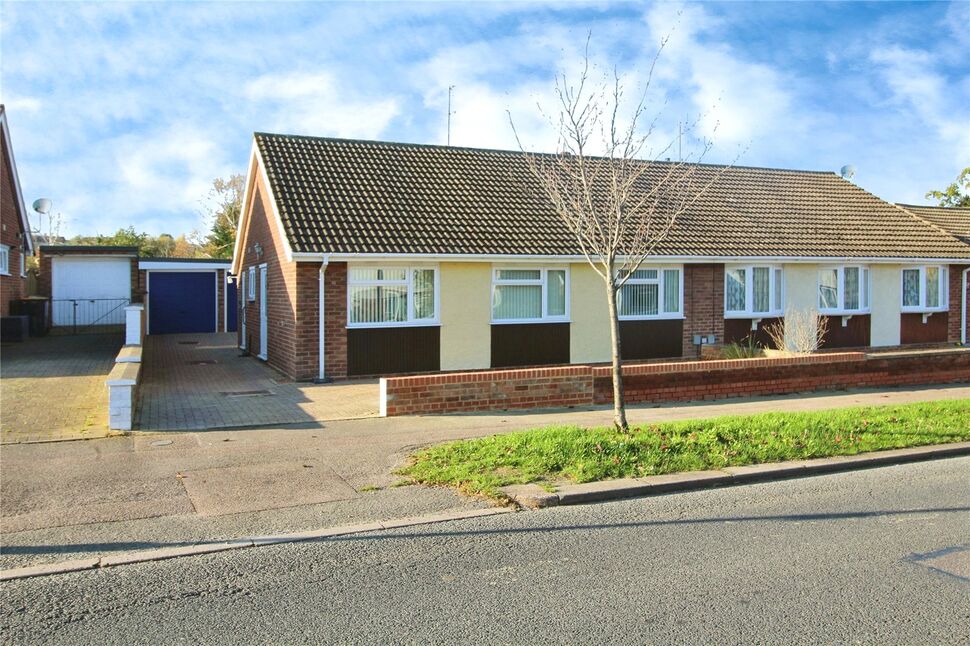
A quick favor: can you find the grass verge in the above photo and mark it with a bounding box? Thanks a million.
[397,399,970,499]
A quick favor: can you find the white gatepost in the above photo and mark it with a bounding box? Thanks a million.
[125,304,145,346]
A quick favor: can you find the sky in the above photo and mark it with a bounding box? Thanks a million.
[1,1,968,238]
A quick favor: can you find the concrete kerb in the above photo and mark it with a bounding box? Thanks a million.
[504,441,970,508]
[0,507,515,582]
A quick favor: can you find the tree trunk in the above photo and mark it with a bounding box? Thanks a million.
[605,279,628,432]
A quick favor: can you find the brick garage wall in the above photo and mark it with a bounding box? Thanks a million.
[682,263,724,358]
[381,350,970,416]
[0,127,27,316]
[948,264,969,344]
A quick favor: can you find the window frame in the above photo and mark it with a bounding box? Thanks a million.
[616,265,684,321]
[817,264,870,315]
[0,244,9,276]
[247,266,256,301]
[19,245,26,277]
[490,265,570,324]
[900,265,948,313]
[346,264,440,328]
[723,264,784,319]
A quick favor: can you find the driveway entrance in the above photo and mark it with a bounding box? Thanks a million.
[0,333,123,443]
[135,333,379,432]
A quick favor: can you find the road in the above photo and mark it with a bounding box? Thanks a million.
[2,457,968,645]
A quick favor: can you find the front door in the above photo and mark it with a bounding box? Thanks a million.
[258,265,268,360]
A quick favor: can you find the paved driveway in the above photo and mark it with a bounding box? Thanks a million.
[0,333,123,443]
[135,333,379,432]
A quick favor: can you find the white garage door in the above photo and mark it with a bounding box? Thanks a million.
[52,257,132,326]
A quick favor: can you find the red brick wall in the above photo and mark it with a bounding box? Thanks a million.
[322,262,348,379]
[239,171,297,377]
[1,128,27,316]
[381,350,970,416]
[682,263,724,358]
[948,264,968,344]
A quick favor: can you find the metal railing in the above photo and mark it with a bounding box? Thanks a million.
[51,298,130,334]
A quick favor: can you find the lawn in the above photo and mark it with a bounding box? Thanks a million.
[398,399,970,499]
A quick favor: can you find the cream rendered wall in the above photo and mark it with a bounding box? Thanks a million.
[439,262,491,370]
[569,263,612,364]
[869,265,901,347]
[783,263,818,313]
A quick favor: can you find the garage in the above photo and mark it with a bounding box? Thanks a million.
[141,259,232,335]
[51,254,133,327]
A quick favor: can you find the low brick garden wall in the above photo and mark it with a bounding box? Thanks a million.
[379,349,970,417]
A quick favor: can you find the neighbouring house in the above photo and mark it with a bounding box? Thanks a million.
[897,203,970,344]
[37,245,234,334]
[0,105,34,317]
[230,133,970,381]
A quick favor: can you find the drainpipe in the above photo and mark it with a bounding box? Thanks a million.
[962,268,969,346]
[316,254,331,383]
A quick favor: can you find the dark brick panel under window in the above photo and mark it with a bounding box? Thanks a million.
[491,323,570,368]
[821,314,871,349]
[724,317,782,349]
[620,319,683,360]
[900,312,948,345]
[347,326,440,376]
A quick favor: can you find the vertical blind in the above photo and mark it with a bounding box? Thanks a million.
[492,268,566,321]
[617,267,681,317]
[348,266,436,325]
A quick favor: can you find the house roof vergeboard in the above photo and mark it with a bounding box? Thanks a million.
[252,132,970,260]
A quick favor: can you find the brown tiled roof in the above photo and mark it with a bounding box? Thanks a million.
[896,203,970,244]
[255,133,970,260]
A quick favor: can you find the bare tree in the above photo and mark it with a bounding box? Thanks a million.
[764,307,828,355]
[509,36,732,431]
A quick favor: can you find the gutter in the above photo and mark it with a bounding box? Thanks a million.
[316,254,331,383]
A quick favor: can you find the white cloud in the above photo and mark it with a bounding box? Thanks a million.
[244,71,399,140]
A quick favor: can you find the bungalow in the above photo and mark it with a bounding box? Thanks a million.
[230,133,970,381]
[0,105,34,317]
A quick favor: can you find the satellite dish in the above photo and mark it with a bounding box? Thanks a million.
[32,198,52,215]
[840,165,856,180]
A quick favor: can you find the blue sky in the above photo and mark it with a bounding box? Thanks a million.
[1,1,968,238]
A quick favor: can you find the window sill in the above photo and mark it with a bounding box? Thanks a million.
[617,315,685,321]
[901,308,948,315]
[818,310,870,316]
[490,319,571,325]
[724,312,783,320]
[347,321,441,329]
[0,271,11,277]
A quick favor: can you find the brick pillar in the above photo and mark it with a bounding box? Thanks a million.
[948,264,969,344]
[37,251,52,299]
[682,263,724,358]
[324,262,348,378]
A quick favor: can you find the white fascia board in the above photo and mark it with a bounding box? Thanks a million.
[230,144,259,276]
[0,110,33,254]
[291,252,970,265]
[139,261,230,271]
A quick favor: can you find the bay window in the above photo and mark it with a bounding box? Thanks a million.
[491,267,568,323]
[818,265,869,313]
[901,266,947,312]
[724,265,784,317]
[348,265,438,327]
[617,266,682,319]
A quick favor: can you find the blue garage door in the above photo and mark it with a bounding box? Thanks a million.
[149,272,216,334]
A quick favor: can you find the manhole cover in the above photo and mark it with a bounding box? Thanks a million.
[178,341,200,345]
[189,359,218,365]
[150,439,174,447]
[220,389,274,398]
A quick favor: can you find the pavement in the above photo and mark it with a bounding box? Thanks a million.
[2,383,968,571]
[135,333,379,431]
[0,333,123,443]
[2,456,967,644]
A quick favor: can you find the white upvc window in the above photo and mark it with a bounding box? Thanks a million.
[617,266,683,319]
[247,266,256,301]
[0,244,9,276]
[491,266,569,323]
[901,265,948,312]
[724,265,784,318]
[347,265,439,327]
[818,265,870,314]
[19,246,26,277]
